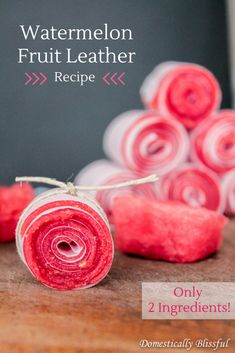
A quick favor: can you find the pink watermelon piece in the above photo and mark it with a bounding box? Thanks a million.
[113,196,228,263]
[0,183,34,242]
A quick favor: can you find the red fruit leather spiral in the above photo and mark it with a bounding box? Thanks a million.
[191,110,235,174]
[222,169,235,215]
[140,62,221,129]
[75,159,157,222]
[103,110,189,176]
[16,189,113,290]
[160,164,224,213]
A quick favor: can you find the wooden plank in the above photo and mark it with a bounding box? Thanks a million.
[0,221,234,353]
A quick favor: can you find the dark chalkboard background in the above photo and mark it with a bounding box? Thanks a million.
[0,0,231,184]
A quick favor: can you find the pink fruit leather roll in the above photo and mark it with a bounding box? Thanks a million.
[140,62,221,129]
[16,189,113,290]
[160,164,224,213]
[103,110,189,176]
[75,159,156,222]
[222,169,235,215]
[191,110,235,174]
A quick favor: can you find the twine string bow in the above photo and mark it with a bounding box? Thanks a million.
[15,174,158,195]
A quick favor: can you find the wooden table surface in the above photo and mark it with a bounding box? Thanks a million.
[0,220,234,353]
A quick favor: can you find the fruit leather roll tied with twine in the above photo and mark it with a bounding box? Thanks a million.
[75,159,157,222]
[140,62,221,129]
[222,169,235,215]
[16,188,113,290]
[103,110,189,176]
[15,174,157,290]
[191,110,235,174]
[159,164,224,213]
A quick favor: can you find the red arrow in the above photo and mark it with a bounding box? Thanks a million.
[40,72,47,85]
[102,72,126,86]
[25,72,32,85]
[110,72,118,85]
[32,72,40,85]
[118,72,126,85]
[102,72,110,85]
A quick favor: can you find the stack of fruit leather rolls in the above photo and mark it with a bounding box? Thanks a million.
[76,61,235,219]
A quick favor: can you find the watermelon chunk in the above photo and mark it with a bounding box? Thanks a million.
[0,183,34,242]
[113,196,227,263]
